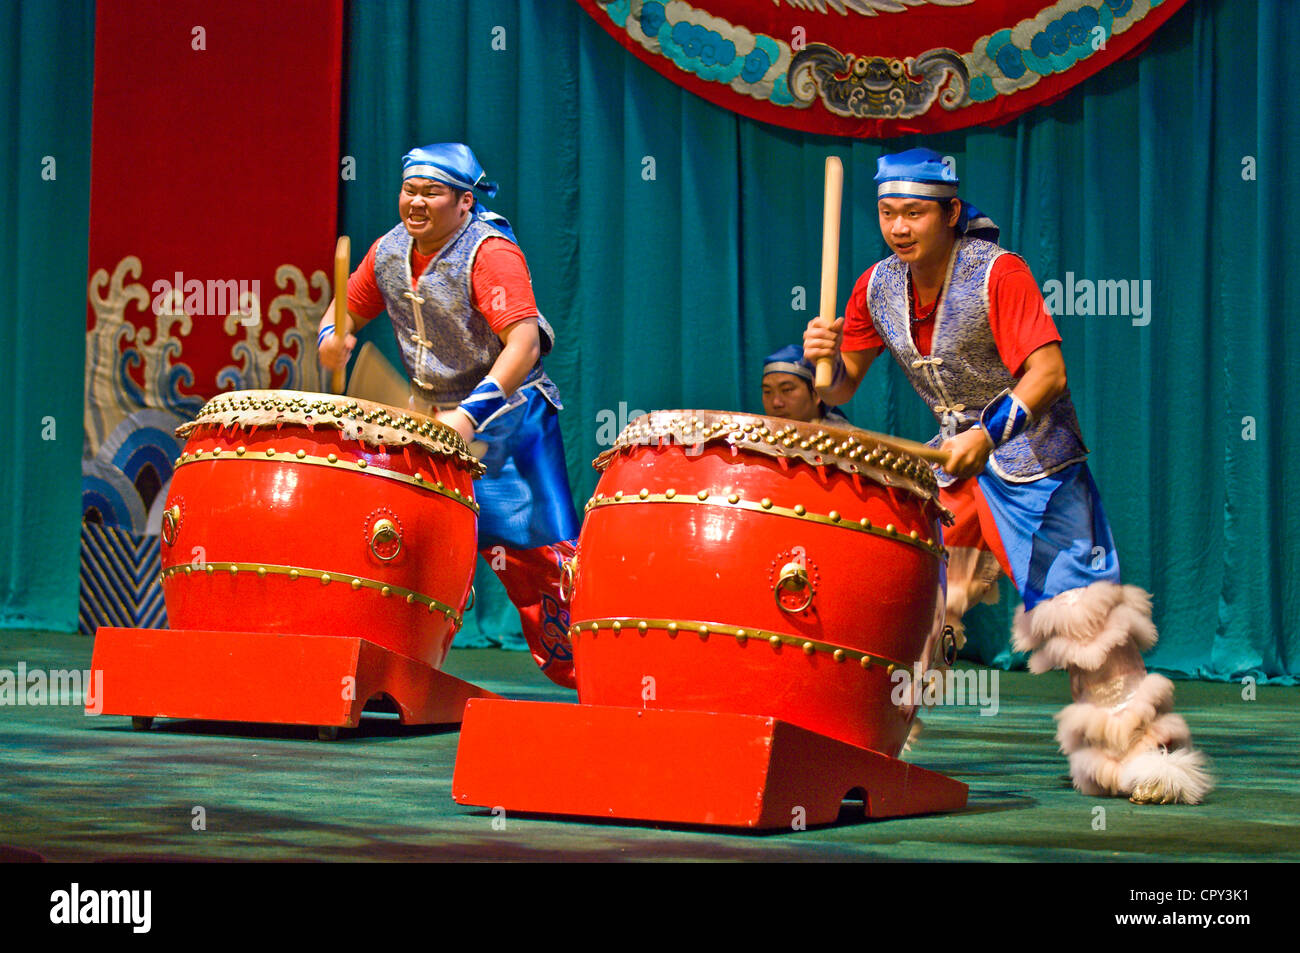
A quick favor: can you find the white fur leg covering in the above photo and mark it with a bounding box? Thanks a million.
[1017,583,1213,804]
[1012,582,1149,664]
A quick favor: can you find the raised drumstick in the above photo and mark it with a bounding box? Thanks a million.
[814,156,843,391]
[331,236,351,395]
[811,160,951,468]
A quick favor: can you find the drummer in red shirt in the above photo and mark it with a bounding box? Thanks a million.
[318,143,581,688]
[804,148,1211,805]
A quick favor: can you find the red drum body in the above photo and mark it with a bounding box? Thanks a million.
[568,411,949,760]
[161,391,482,670]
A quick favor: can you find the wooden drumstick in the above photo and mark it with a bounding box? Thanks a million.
[850,426,951,467]
[814,156,843,391]
[331,236,351,395]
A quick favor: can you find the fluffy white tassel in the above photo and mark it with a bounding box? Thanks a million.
[1120,748,1214,806]
[1067,743,1213,804]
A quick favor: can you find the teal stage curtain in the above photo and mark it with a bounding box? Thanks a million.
[341,0,1295,681]
[6,0,1294,684]
[0,0,95,630]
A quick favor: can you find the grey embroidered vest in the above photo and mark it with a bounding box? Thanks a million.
[374,216,560,407]
[867,236,1087,485]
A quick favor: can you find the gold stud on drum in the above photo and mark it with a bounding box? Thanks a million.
[558,559,578,603]
[161,505,181,546]
[368,518,402,562]
[774,561,814,613]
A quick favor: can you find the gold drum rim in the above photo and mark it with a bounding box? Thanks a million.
[570,616,912,672]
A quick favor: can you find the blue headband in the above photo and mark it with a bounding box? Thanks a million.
[875,148,1000,243]
[403,143,498,197]
[763,344,815,384]
[402,142,517,243]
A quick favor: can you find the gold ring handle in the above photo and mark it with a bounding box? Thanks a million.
[161,505,181,546]
[942,624,958,667]
[368,518,402,562]
[464,585,476,613]
[558,559,578,603]
[774,561,814,613]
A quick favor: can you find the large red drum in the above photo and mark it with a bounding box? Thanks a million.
[566,410,951,759]
[161,390,482,669]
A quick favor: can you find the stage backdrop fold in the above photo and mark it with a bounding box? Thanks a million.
[0,0,95,631]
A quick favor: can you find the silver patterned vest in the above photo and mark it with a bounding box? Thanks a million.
[373,216,560,407]
[867,236,1087,486]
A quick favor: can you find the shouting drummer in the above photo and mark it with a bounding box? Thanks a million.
[318,143,581,688]
[803,148,1211,805]
[760,344,850,425]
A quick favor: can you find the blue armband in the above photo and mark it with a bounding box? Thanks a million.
[979,389,1034,448]
[317,323,335,347]
[458,376,524,432]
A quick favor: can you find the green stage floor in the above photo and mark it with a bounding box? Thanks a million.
[1,631,1295,862]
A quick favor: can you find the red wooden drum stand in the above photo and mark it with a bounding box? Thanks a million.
[89,391,497,738]
[453,411,968,829]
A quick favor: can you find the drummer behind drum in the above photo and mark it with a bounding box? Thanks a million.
[760,344,850,425]
[803,148,1211,805]
[317,142,581,689]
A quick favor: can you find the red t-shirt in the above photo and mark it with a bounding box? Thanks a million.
[346,234,538,334]
[841,254,1061,377]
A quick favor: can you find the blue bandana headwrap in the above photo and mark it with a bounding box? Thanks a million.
[762,344,851,424]
[402,143,518,244]
[762,344,815,384]
[874,148,999,244]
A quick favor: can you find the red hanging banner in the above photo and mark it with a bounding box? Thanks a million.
[575,0,1189,138]
[82,0,343,632]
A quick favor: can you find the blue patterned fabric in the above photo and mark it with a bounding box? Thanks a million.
[373,216,560,407]
[867,236,1088,486]
[474,387,582,550]
[974,462,1120,611]
[79,522,166,634]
